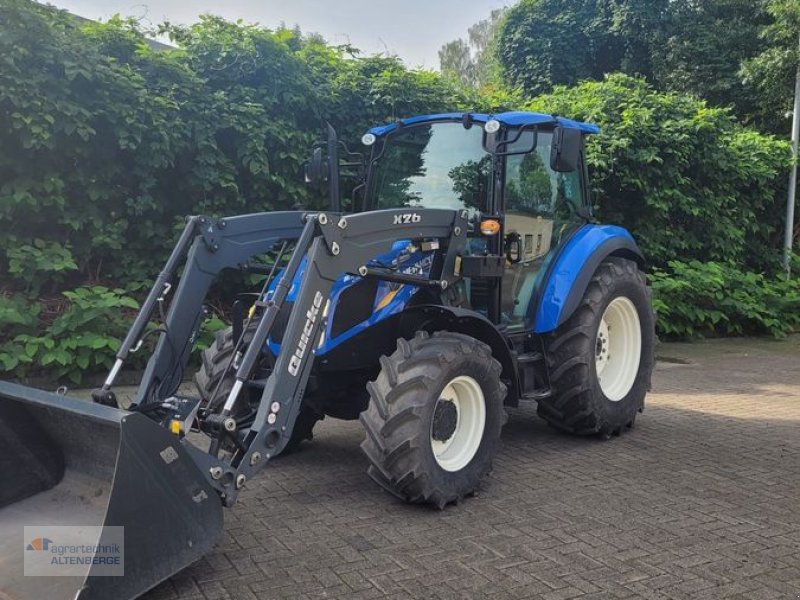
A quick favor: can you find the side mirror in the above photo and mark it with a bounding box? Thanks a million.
[304,124,342,211]
[304,147,326,187]
[505,231,523,264]
[550,126,582,172]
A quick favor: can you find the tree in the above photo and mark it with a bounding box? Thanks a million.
[439,8,506,89]
[439,39,475,88]
[495,0,793,132]
[741,0,800,132]
[449,156,491,211]
[505,152,552,213]
[652,0,773,128]
[495,0,657,96]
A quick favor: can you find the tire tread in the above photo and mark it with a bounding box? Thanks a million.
[537,258,655,436]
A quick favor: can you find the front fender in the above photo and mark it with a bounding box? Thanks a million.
[533,224,645,333]
[397,305,520,405]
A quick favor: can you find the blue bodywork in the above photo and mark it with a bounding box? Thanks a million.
[264,112,638,358]
[265,225,636,356]
[532,225,635,333]
[368,111,600,137]
[266,240,435,357]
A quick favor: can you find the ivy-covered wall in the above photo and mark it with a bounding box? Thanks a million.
[0,1,487,381]
[0,0,797,382]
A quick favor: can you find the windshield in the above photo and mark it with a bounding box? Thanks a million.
[368,123,490,217]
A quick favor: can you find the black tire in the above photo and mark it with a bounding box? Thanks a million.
[538,257,655,437]
[195,326,321,454]
[360,330,506,509]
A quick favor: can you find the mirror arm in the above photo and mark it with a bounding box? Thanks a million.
[491,124,539,157]
[350,182,366,212]
[326,123,341,212]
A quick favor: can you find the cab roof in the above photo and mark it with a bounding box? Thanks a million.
[367,111,600,137]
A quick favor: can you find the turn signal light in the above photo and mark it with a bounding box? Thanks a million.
[480,219,501,236]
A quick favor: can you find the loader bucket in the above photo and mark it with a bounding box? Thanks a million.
[0,381,223,600]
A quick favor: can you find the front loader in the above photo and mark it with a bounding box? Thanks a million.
[0,112,655,599]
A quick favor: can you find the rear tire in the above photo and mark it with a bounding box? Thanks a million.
[195,326,321,454]
[538,257,655,436]
[360,331,506,508]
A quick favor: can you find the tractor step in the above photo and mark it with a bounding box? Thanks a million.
[514,349,551,402]
[515,351,544,364]
[520,387,553,402]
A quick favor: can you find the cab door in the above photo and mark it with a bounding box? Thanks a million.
[499,129,587,331]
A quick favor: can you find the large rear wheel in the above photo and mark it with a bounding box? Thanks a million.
[538,257,655,436]
[360,331,506,508]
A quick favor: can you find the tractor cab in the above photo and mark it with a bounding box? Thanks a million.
[356,112,596,332]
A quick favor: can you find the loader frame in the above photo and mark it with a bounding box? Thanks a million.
[94,207,469,505]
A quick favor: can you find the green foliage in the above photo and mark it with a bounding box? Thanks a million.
[505,152,552,212]
[195,314,229,352]
[439,39,474,87]
[6,238,79,294]
[0,0,475,382]
[0,0,472,284]
[496,0,664,97]
[651,260,800,338]
[741,0,800,131]
[0,284,230,383]
[0,287,137,382]
[0,294,41,332]
[653,0,773,128]
[496,0,796,133]
[526,75,792,271]
[439,8,507,90]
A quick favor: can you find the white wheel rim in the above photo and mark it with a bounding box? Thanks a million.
[430,375,486,472]
[595,296,642,401]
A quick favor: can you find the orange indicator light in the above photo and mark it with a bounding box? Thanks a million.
[480,219,501,236]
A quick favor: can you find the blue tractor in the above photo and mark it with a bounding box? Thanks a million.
[0,112,654,599]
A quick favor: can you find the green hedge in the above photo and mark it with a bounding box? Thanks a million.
[0,2,482,287]
[0,1,492,382]
[650,259,800,338]
[0,1,796,382]
[527,75,792,272]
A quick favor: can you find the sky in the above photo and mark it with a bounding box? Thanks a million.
[48,0,510,69]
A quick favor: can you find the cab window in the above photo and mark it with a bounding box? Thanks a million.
[368,123,490,218]
[504,130,583,219]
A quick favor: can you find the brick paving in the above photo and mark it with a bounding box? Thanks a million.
[145,336,800,599]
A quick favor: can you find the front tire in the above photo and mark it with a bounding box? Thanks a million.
[538,257,655,436]
[195,326,322,454]
[360,331,506,508]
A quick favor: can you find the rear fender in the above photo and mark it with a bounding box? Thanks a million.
[533,224,645,333]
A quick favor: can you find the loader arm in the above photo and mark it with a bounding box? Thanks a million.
[217,208,469,503]
[95,207,469,505]
[90,212,308,408]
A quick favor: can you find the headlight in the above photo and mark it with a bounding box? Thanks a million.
[484,119,501,134]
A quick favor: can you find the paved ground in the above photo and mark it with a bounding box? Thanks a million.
[141,336,800,600]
